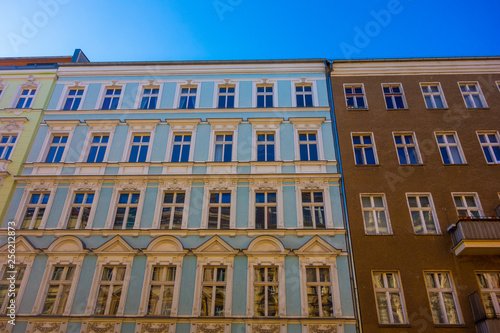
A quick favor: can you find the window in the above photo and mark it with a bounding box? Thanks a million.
[218,86,235,108]
[67,192,94,229]
[171,134,191,162]
[254,266,279,316]
[257,133,275,162]
[200,266,226,316]
[160,192,185,229]
[21,192,50,229]
[344,85,366,109]
[208,192,231,229]
[302,191,325,229]
[257,86,273,108]
[147,266,176,315]
[128,135,150,162]
[393,133,421,165]
[16,88,36,108]
[113,192,140,229]
[41,265,75,315]
[101,88,121,110]
[476,272,500,318]
[0,134,17,160]
[352,134,377,165]
[406,194,439,234]
[453,193,482,217]
[255,192,277,230]
[45,135,68,163]
[214,134,232,162]
[478,132,500,164]
[372,272,407,324]
[0,265,25,314]
[435,133,465,164]
[459,83,486,108]
[421,84,446,109]
[296,85,313,107]
[63,89,84,111]
[94,266,126,315]
[140,88,159,109]
[87,135,109,163]
[306,267,333,317]
[383,84,406,109]
[299,132,318,161]
[361,194,391,234]
[179,87,197,109]
[424,272,462,324]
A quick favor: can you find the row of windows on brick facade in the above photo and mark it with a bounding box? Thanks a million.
[352,131,500,166]
[344,81,498,110]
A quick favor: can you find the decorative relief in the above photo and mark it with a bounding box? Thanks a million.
[0,322,7,331]
[28,180,58,191]
[86,323,115,333]
[308,325,338,333]
[0,119,25,132]
[162,179,192,191]
[197,324,225,333]
[22,75,38,88]
[30,322,62,333]
[73,180,100,191]
[116,178,147,191]
[140,323,170,333]
[252,325,280,333]
[250,178,282,190]
[296,178,328,189]
[205,178,236,191]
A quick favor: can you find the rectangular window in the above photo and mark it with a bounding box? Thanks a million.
[0,265,25,314]
[179,87,196,109]
[424,272,461,324]
[208,192,231,229]
[476,272,500,318]
[201,266,226,316]
[435,133,465,164]
[41,265,75,315]
[421,84,446,109]
[453,193,482,217]
[87,135,109,163]
[171,134,191,162]
[460,83,486,108]
[147,266,176,316]
[257,133,275,162]
[16,88,36,108]
[299,132,318,161]
[383,84,406,109]
[254,266,279,317]
[306,267,333,317]
[214,134,232,162]
[344,85,366,109]
[45,135,68,163]
[128,135,150,162]
[63,88,84,111]
[101,88,121,110]
[255,192,277,230]
[140,88,159,109]
[218,86,235,108]
[0,134,17,160]
[94,266,126,315]
[407,194,439,234]
[394,133,421,165]
[21,192,50,229]
[160,192,185,229]
[302,191,326,229]
[361,194,391,234]
[113,192,140,229]
[67,192,94,229]
[257,86,273,108]
[352,134,377,165]
[372,272,407,324]
[478,132,500,164]
[296,85,313,107]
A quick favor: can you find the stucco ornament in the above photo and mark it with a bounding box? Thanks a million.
[0,119,25,132]
[309,325,338,333]
[252,325,280,333]
[197,324,225,333]
[87,323,115,333]
[31,322,61,333]
[141,323,170,333]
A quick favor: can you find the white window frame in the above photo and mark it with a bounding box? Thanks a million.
[372,271,408,324]
[165,120,199,163]
[295,179,334,229]
[216,84,236,109]
[98,84,124,110]
[0,81,7,104]
[393,132,422,165]
[57,82,88,111]
[152,180,192,229]
[419,82,448,109]
[207,119,239,162]
[0,118,25,163]
[0,134,18,161]
[37,121,79,163]
[343,83,368,110]
[79,120,119,163]
[291,119,325,162]
[104,180,147,229]
[10,78,40,109]
[249,118,281,162]
[252,79,277,108]
[434,132,466,165]
[292,80,318,108]
[212,80,239,109]
[360,193,392,235]
[174,82,200,109]
[458,82,488,108]
[452,192,484,217]
[248,179,284,229]
[134,81,163,110]
[423,271,463,325]
[58,181,102,229]
[14,182,57,230]
[405,193,440,235]
[121,120,158,163]
[477,131,500,164]
[351,132,378,165]
[382,83,407,110]
[201,181,237,229]
[475,271,500,318]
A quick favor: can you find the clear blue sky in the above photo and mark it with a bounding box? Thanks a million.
[1,0,500,61]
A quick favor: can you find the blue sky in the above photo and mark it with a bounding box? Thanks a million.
[1,0,500,61]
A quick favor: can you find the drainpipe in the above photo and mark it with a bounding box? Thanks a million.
[324,60,362,333]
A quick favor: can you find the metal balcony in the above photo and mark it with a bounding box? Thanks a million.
[447,217,500,256]
[469,292,500,333]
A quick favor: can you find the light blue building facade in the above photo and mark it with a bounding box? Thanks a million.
[1,60,356,333]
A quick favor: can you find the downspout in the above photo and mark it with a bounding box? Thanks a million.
[324,60,362,333]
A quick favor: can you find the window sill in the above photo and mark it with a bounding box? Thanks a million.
[365,233,393,236]
[386,108,409,111]
[378,324,411,328]
[355,164,380,167]
[398,163,424,166]
[427,108,449,110]
[433,324,467,328]
[442,163,468,166]
[347,108,369,111]
[414,233,443,236]
[466,107,490,111]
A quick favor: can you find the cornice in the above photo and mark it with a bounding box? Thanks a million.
[0,71,57,79]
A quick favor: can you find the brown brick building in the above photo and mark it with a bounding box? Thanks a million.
[328,58,500,332]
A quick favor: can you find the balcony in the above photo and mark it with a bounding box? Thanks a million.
[469,292,500,333]
[447,217,500,256]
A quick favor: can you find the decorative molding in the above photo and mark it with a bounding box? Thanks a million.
[29,322,62,333]
[140,323,170,333]
[26,180,59,191]
[161,178,192,191]
[204,178,237,191]
[197,324,225,333]
[0,117,27,132]
[252,325,281,333]
[87,323,115,333]
[308,325,338,333]
[21,75,39,89]
[249,178,282,190]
